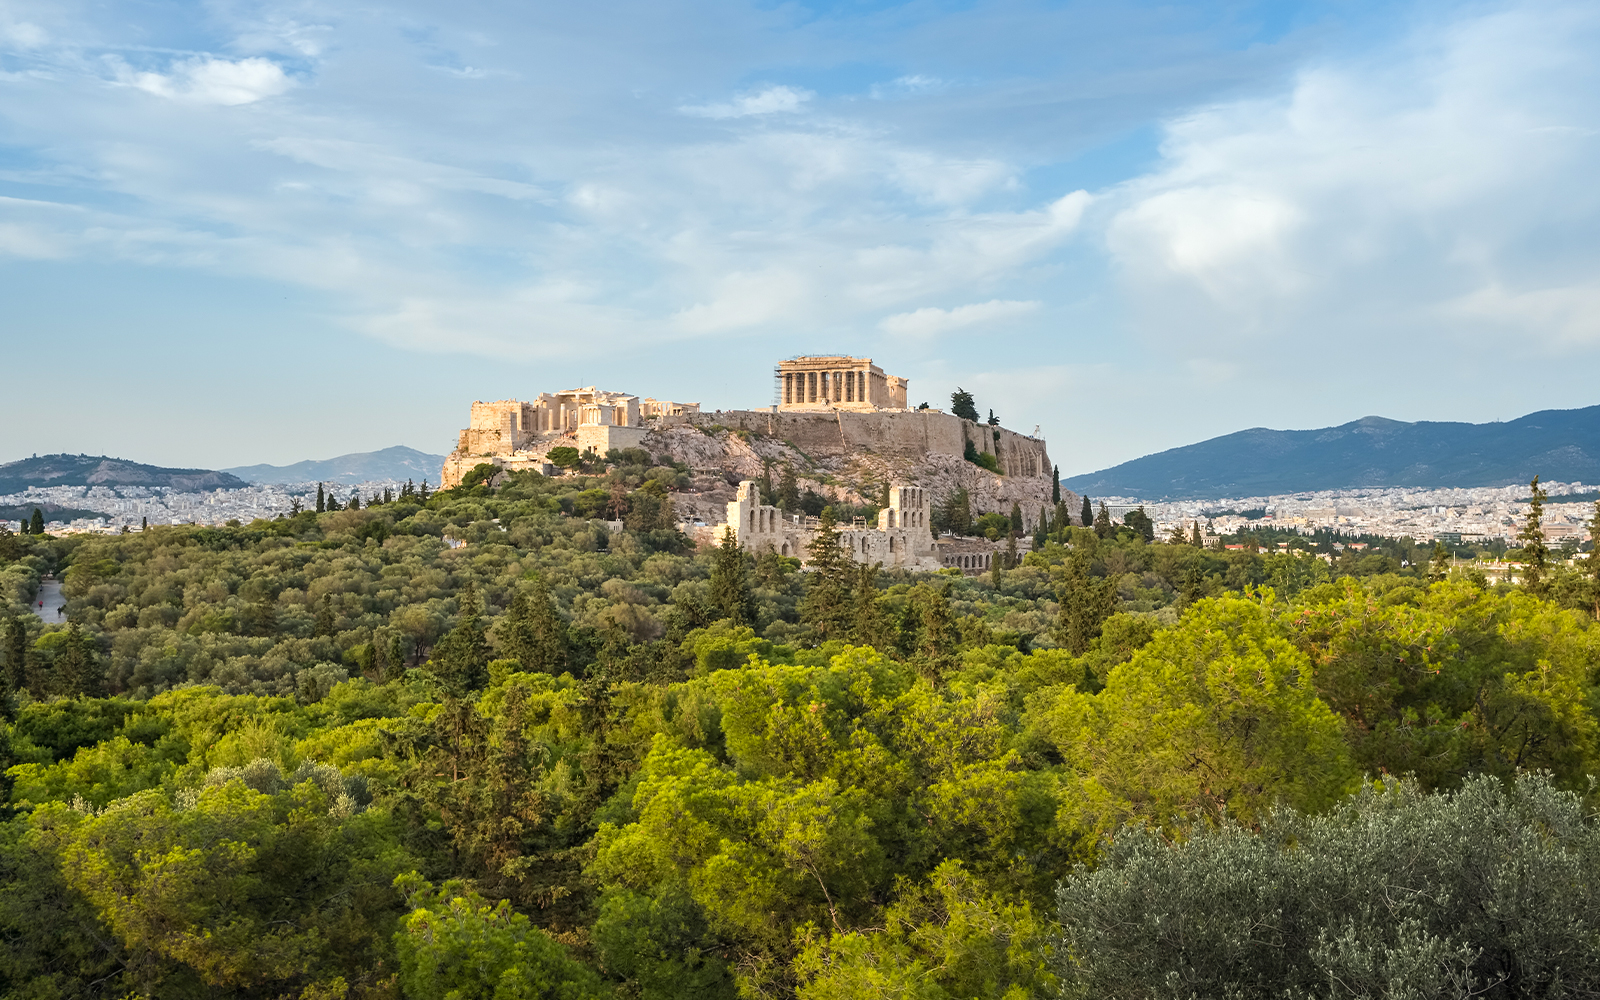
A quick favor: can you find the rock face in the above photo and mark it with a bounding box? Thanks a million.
[0,455,247,494]
[643,409,1064,528]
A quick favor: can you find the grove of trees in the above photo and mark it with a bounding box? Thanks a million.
[2,464,1599,999]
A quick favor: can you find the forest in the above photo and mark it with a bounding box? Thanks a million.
[3,459,1600,999]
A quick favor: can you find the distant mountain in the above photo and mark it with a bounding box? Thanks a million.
[1063,406,1600,500]
[0,454,246,495]
[224,446,447,485]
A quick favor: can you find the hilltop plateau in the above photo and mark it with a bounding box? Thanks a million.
[1064,405,1600,500]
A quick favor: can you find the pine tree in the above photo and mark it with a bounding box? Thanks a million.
[1519,475,1549,597]
[433,581,489,693]
[0,619,23,721]
[28,509,44,535]
[316,483,326,513]
[800,509,853,639]
[348,493,360,511]
[944,488,972,536]
[1052,468,1061,505]
[1081,495,1093,528]
[57,622,102,698]
[420,479,431,500]
[1055,554,1117,655]
[510,576,569,673]
[851,562,888,648]
[912,583,957,683]
[326,492,341,512]
[950,388,979,422]
[1094,501,1113,539]
[710,531,756,626]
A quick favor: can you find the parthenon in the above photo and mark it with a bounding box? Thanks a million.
[777,356,908,411]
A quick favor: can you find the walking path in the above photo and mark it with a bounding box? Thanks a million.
[33,577,66,624]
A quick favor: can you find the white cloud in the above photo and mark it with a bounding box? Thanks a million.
[1106,1,1600,351]
[879,298,1039,338]
[680,84,813,119]
[0,20,47,48]
[118,56,292,106]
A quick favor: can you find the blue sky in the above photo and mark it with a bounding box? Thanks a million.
[2,0,1597,475]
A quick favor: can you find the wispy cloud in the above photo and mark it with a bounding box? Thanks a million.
[679,84,813,119]
[880,298,1040,338]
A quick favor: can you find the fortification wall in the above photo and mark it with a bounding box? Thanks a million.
[676,409,1051,478]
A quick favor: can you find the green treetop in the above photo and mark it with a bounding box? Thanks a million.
[950,388,979,422]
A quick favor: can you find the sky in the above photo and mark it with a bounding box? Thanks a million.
[1,0,1597,476]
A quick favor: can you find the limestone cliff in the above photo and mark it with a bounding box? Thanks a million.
[643,409,1067,528]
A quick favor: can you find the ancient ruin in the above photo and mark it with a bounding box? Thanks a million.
[439,355,1065,573]
[776,355,909,411]
[719,481,940,571]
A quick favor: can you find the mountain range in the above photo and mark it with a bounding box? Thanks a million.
[223,446,446,485]
[1062,405,1600,500]
[0,454,247,495]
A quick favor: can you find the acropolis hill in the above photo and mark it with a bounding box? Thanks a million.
[440,356,1063,567]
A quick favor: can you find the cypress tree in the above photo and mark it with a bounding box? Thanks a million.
[420,479,432,500]
[710,531,756,626]
[1588,501,1600,619]
[778,465,800,512]
[326,494,342,512]
[759,464,776,506]
[1192,521,1204,547]
[28,509,44,535]
[912,583,957,683]
[348,493,360,511]
[314,594,337,637]
[1094,502,1113,539]
[800,509,853,640]
[1081,495,1093,528]
[1052,468,1061,505]
[1428,542,1451,584]
[316,483,326,513]
[1519,475,1549,597]
[141,515,148,531]
[1009,501,1024,535]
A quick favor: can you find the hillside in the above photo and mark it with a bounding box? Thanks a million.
[0,454,245,494]
[1063,406,1600,499]
[224,446,446,485]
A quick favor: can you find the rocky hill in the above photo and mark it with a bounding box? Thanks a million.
[224,446,446,485]
[1063,405,1600,500]
[0,454,246,495]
